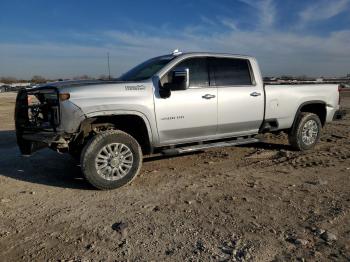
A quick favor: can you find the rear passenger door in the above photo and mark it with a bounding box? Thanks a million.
[210,57,264,136]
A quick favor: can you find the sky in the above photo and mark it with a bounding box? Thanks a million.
[0,0,350,79]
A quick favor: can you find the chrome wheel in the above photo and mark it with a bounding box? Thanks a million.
[95,143,134,181]
[301,120,319,145]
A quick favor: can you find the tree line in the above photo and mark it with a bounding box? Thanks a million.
[0,75,111,85]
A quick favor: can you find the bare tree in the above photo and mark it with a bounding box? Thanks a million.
[0,76,18,84]
[31,75,46,84]
[98,74,110,80]
[72,75,93,80]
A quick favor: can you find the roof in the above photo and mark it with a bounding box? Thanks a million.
[174,52,254,60]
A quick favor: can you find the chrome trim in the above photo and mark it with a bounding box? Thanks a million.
[95,143,134,181]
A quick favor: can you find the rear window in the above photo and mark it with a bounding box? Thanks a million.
[210,58,253,86]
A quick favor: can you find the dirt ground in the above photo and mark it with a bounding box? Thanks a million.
[0,91,349,261]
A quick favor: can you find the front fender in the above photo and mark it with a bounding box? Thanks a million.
[59,100,86,133]
[84,110,155,146]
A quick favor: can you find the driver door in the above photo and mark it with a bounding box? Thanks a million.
[154,57,218,145]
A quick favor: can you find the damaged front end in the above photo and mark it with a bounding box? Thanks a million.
[15,87,67,155]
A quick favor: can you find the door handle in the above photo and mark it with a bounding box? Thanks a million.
[202,94,216,99]
[250,92,261,97]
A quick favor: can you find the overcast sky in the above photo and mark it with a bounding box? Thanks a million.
[0,0,350,79]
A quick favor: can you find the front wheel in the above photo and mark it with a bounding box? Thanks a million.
[81,130,142,190]
[288,112,322,151]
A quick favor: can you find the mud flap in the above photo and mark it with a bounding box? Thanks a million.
[333,110,346,120]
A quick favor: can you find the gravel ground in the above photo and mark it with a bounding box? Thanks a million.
[0,91,349,261]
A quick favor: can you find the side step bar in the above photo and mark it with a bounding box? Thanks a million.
[161,137,260,156]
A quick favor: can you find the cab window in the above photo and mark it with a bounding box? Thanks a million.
[210,58,253,86]
[168,57,209,89]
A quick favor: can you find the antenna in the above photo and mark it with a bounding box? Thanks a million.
[172,49,182,56]
[107,52,111,80]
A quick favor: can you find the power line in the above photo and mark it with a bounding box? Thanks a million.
[107,52,111,80]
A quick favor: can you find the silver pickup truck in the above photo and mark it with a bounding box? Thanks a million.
[15,51,341,189]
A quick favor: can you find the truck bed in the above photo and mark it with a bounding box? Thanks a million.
[264,84,339,129]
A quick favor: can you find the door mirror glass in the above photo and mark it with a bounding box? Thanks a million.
[159,67,189,98]
[165,68,189,91]
[172,68,189,90]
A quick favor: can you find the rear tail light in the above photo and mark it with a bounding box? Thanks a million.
[338,84,342,105]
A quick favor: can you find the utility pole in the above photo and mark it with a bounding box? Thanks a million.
[107,52,111,80]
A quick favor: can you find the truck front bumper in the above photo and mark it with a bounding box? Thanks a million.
[16,130,71,155]
[15,88,73,155]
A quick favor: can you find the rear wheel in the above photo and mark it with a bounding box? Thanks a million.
[81,130,142,190]
[288,112,322,151]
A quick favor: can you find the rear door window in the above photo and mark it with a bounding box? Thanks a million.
[210,58,253,86]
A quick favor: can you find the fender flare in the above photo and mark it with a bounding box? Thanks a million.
[291,100,326,129]
[82,110,154,147]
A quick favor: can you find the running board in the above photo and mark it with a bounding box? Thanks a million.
[161,137,260,156]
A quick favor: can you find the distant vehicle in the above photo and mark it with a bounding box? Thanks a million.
[15,51,342,190]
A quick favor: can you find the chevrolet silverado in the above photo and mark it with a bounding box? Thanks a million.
[15,51,341,189]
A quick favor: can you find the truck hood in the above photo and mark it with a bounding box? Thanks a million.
[25,79,154,120]
[27,79,127,91]
[56,79,154,120]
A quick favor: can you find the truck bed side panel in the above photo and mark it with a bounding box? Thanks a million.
[264,84,339,129]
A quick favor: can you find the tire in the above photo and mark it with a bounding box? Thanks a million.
[288,112,322,151]
[81,130,142,190]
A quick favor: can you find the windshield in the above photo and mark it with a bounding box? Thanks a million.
[119,55,175,81]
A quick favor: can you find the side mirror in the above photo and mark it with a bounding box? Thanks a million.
[172,68,189,90]
[159,68,189,99]
[159,83,171,98]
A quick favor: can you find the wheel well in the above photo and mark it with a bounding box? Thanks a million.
[299,103,327,126]
[76,115,152,154]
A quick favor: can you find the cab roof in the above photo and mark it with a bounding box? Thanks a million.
[171,51,255,60]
